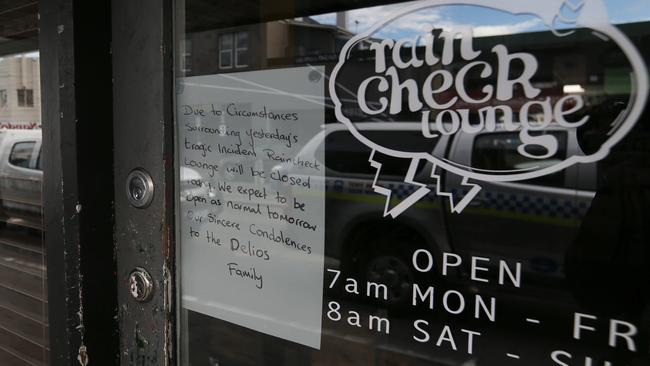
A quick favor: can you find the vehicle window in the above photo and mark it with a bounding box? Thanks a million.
[36,147,42,170]
[472,132,568,188]
[318,130,436,176]
[9,141,36,169]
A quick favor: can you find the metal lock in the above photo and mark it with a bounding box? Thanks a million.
[126,169,154,208]
[128,267,154,302]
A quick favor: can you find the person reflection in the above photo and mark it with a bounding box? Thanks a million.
[566,98,650,363]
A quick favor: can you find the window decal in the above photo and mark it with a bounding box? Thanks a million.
[329,0,648,217]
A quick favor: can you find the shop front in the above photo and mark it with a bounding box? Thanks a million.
[1,0,649,365]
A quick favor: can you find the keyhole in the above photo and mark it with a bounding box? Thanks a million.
[129,178,146,201]
[126,169,154,208]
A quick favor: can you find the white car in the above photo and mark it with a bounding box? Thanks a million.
[0,130,42,230]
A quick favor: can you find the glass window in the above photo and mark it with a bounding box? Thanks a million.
[472,131,568,187]
[219,32,249,69]
[36,147,42,170]
[219,33,233,69]
[176,1,650,365]
[0,2,45,365]
[182,38,193,73]
[235,31,249,67]
[9,141,36,169]
[17,88,34,107]
[318,130,436,176]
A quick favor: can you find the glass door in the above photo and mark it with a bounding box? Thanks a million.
[172,0,650,365]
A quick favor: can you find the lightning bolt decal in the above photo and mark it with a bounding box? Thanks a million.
[429,163,482,213]
[369,150,431,218]
[369,151,483,217]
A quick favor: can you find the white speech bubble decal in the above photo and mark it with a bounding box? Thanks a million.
[329,0,648,217]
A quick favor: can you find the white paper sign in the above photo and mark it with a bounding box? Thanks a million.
[178,67,325,349]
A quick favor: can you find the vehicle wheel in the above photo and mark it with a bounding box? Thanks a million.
[364,254,414,307]
[357,234,420,309]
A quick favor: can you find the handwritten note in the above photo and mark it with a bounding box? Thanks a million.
[178,67,325,349]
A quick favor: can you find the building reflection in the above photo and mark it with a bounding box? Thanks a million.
[180,8,650,366]
[0,2,46,365]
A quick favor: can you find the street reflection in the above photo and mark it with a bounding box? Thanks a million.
[180,1,650,365]
[0,3,45,362]
[0,54,47,366]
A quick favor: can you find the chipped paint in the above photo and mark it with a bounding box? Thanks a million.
[77,235,87,365]
[162,263,173,366]
[132,323,151,366]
